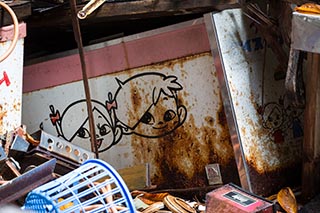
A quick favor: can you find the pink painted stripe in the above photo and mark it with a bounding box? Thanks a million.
[23,22,210,93]
[0,22,27,42]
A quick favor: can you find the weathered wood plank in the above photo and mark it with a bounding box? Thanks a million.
[27,0,239,28]
[302,52,320,201]
[0,1,31,26]
[117,164,147,190]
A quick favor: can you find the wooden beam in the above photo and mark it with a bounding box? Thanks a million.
[302,52,320,201]
[117,164,146,190]
[27,0,239,28]
[0,1,31,26]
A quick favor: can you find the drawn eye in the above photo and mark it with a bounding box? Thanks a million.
[164,110,176,122]
[77,127,90,139]
[140,112,154,125]
[99,124,111,136]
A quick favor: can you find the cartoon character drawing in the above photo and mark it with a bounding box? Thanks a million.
[285,105,303,139]
[110,72,187,138]
[48,99,122,152]
[261,102,286,144]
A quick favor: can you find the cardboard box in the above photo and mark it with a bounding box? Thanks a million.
[206,183,274,213]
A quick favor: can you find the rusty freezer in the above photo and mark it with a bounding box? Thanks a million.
[22,18,240,190]
[204,9,303,196]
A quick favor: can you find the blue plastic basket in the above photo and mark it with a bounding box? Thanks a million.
[22,159,135,213]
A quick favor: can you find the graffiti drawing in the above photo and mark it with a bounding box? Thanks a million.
[48,99,122,152]
[261,102,286,144]
[111,72,187,138]
[284,105,304,139]
[260,100,304,143]
[46,72,187,151]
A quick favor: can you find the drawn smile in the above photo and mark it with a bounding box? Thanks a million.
[152,124,168,130]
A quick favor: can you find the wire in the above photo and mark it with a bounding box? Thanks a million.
[0,1,19,63]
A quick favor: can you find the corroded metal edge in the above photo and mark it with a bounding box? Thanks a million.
[203,11,252,192]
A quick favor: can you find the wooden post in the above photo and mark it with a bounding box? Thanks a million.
[302,53,320,201]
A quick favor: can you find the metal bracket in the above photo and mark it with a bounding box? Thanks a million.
[30,130,95,165]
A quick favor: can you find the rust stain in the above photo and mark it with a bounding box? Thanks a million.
[120,52,240,189]
[245,116,272,174]
[130,81,142,117]
[13,101,21,112]
[247,162,301,197]
[131,100,238,189]
[0,105,7,135]
[241,93,302,196]
[122,41,130,68]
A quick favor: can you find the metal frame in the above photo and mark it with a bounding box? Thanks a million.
[204,11,251,192]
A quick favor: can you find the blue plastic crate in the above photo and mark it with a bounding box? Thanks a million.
[23,159,135,213]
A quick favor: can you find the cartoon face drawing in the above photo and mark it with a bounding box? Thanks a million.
[262,103,284,130]
[49,99,122,152]
[261,102,286,144]
[112,72,187,138]
[133,92,186,137]
[284,105,304,139]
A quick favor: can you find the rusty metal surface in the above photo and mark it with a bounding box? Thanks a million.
[0,158,56,205]
[205,9,303,196]
[0,23,26,135]
[22,20,241,190]
[22,52,240,190]
[119,53,239,189]
[204,10,252,193]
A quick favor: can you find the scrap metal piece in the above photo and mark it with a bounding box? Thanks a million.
[5,157,21,177]
[0,146,6,161]
[205,164,223,186]
[10,135,30,153]
[70,0,99,158]
[26,130,95,169]
[292,12,320,54]
[0,158,56,205]
[77,0,142,19]
[285,47,306,108]
[77,0,106,19]
[0,146,21,179]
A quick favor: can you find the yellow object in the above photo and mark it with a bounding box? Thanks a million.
[58,198,74,210]
[277,187,298,213]
[295,3,320,14]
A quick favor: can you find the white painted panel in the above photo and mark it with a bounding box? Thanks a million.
[22,53,235,176]
[0,38,24,135]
